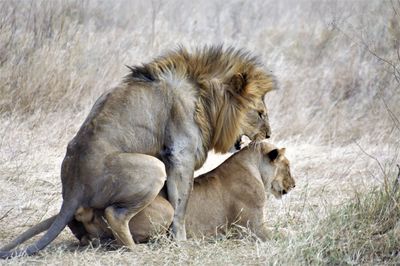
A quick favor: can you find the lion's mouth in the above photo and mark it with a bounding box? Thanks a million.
[253,133,266,142]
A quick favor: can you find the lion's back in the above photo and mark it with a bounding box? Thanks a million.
[79,83,172,154]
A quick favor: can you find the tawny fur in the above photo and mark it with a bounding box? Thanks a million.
[125,46,277,154]
[78,141,295,243]
[2,141,294,248]
[0,46,277,258]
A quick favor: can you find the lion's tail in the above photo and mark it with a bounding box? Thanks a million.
[0,192,81,259]
[0,215,57,252]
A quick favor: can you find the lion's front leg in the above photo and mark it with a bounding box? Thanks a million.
[163,148,195,241]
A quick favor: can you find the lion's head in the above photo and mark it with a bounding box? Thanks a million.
[184,47,277,154]
[241,98,271,141]
[256,141,295,199]
[126,46,277,155]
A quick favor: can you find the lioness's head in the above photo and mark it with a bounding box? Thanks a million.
[256,141,295,199]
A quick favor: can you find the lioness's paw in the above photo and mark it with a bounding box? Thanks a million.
[275,228,294,238]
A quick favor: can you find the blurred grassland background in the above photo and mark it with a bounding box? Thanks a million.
[0,0,399,264]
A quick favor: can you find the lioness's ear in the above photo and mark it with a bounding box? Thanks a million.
[267,149,279,161]
[229,73,247,95]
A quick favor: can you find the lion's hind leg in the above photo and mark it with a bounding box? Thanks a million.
[104,206,137,249]
[100,153,167,250]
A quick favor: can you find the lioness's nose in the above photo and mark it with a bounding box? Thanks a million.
[266,132,270,139]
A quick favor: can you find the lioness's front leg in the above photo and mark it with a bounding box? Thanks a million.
[249,213,272,241]
[253,223,272,241]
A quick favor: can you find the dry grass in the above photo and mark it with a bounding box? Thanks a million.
[0,0,399,264]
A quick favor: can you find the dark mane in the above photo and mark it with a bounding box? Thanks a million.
[124,45,264,84]
[125,65,156,82]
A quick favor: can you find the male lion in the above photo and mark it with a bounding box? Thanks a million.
[0,141,295,249]
[0,46,276,258]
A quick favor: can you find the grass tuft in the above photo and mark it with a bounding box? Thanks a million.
[300,168,400,264]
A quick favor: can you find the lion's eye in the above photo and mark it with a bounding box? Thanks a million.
[258,111,264,118]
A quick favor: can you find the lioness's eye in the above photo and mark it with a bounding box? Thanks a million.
[258,111,264,118]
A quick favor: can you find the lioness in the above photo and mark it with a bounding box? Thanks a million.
[0,141,294,249]
[1,46,276,258]
[76,141,295,243]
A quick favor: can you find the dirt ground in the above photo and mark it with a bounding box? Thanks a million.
[0,0,399,264]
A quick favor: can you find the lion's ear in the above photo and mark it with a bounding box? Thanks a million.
[229,73,248,95]
[267,149,279,161]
